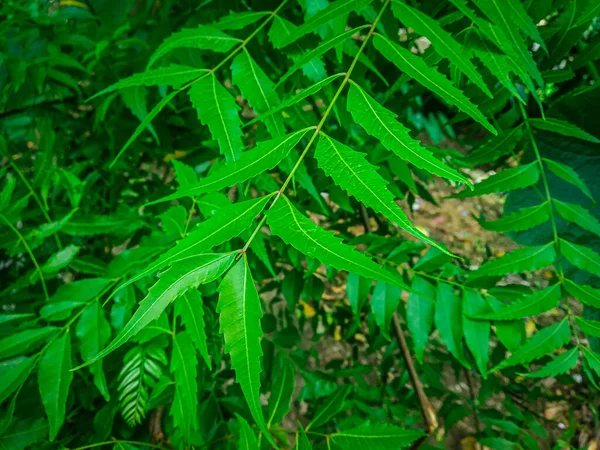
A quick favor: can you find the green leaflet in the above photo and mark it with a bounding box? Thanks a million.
[212,11,269,31]
[266,195,409,289]
[306,385,351,430]
[407,276,436,363]
[390,1,492,98]
[148,26,240,67]
[231,50,285,137]
[76,253,235,369]
[564,279,600,308]
[494,0,546,51]
[0,357,35,404]
[0,327,57,359]
[372,35,496,136]
[122,195,272,289]
[110,89,180,169]
[522,347,578,378]
[121,86,159,145]
[75,300,111,401]
[491,320,571,372]
[554,199,600,237]
[543,158,595,204]
[462,291,490,376]
[40,302,84,322]
[297,422,312,450]
[479,202,550,233]
[472,284,561,320]
[346,273,372,323]
[469,243,556,280]
[576,317,600,338]
[38,332,73,441]
[189,74,244,162]
[267,358,295,426]
[148,129,311,205]
[0,314,35,325]
[175,290,211,369]
[371,282,402,340]
[277,0,372,48]
[88,65,208,101]
[346,83,473,186]
[560,239,600,276]
[572,1,600,28]
[277,26,370,86]
[170,332,198,442]
[246,73,344,127]
[217,256,275,448]
[314,133,452,255]
[330,423,425,449]
[435,283,470,368]
[582,347,600,377]
[468,126,523,165]
[453,162,539,198]
[237,414,259,450]
[472,0,543,86]
[530,118,600,144]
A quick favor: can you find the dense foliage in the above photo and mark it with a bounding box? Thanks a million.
[1,0,600,448]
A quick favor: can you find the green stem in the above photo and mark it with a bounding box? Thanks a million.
[242,0,392,252]
[0,212,49,301]
[519,103,580,346]
[182,195,197,237]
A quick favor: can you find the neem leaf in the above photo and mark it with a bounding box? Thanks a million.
[522,347,578,378]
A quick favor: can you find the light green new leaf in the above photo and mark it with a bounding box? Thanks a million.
[330,423,426,449]
[491,320,571,372]
[391,1,492,98]
[583,347,600,378]
[315,133,452,255]
[89,65,207,101]
[237,414,259,450]
[347,83,474,185]
[246,73,344,127]
[189,74,244,162]
[217,256,275,448]
[462,291,490,376]
[435,283,470,368]
[371,282,402,341]
[554,199,600,237]
[148,26,240,67]
[306,385,351,430]
[530,118,600,143]
[522,347,578,378]
[77,253,235,369]
[472,0,543,85]
[122,195,272,289]
[560,239,600,276]
[277,26,369,86]
[266,195,409,289]
[38,332,73,441]
[576,317,600,339]
[544,158,594,204]
[175,290,211,368]
[468,126,523,165]
[110,89,180,168]
[564,279,600,308]
[0,327,57,360]
[0,357,35,404]
[407,276,436,363]
[170,332,198,442]
[373,35,496,135]
[473,284,561,320]
[75,300,111,400]
[479,202,550,233]
[267,358,295,426]
[148,129,311,205]
[453,162,539,198]
[470,243,556,279]
[231,50,285,137]
[212,11,269,31]
[277,0,372,48]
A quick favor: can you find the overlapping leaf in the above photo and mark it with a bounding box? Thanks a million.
[266,195,409,289]
[453,162,539,198]
[479,202,550,232]
[170,332,198,442]
[469,243,556,279]
[407,277,436,363]
[435,283,469,368]
[468,126,523,165]
[544,158,595,203]
[560,239,600,276]
[522,347,578,378]
[554,199,600,237]
[472,284,561,320]
[175,290,211,368]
